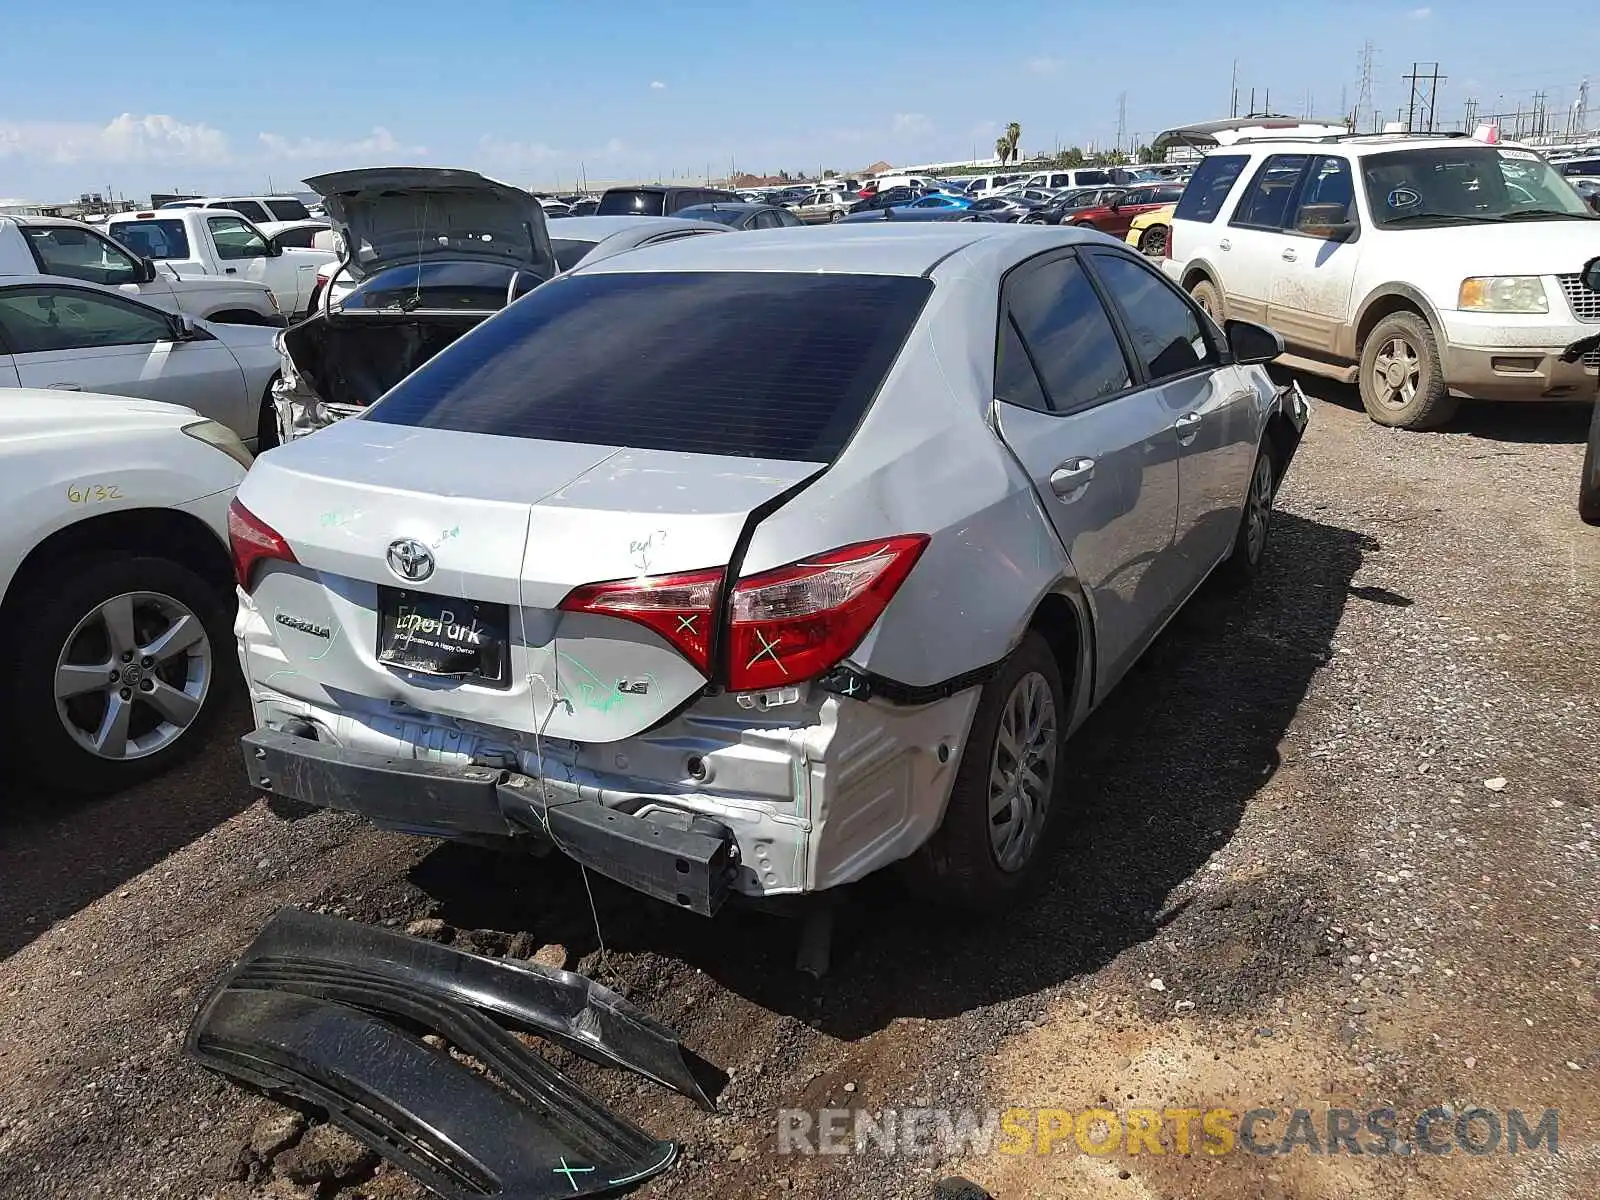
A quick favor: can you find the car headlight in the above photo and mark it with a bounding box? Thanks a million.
[1458,276,1549,313]
[182,419,255,469]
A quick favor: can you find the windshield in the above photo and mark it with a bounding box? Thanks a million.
[595,189,667,217]
[1361,146,1594,227]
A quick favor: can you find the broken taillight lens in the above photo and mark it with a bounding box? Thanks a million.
[725,535,929,692]
[227,498,298,591]
[559,567,723,675]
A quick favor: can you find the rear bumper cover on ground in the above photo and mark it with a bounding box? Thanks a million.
[186,908,715,1198]
[243,728,741,915]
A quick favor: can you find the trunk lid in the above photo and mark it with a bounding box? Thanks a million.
[239,418,818,742]
[304,167,555,280]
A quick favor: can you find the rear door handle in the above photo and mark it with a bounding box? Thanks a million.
[48,382,82,390]
[1175,412,1203,445]
[225,267,237,274]
[1048,457,1095,498]
[1281,247,1298,262]
[1219,238,1231,251]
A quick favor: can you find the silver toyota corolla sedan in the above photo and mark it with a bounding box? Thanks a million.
[231,223,1308,916]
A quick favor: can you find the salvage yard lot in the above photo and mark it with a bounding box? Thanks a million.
[2,382,1597,1200]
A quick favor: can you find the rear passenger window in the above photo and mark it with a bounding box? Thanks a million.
[1006,255,1131,413]
[995,317,1050,412]
[368,272,934,463]
[1173,154,1249,222]
[1089,252,1217,382]
[1230,154,1309,230]
[1078,171,1110,185]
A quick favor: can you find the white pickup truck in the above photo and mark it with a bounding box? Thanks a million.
[1,216,281,326]
[106,208,336,319]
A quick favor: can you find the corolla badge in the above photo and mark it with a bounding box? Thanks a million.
[386,538,435,582]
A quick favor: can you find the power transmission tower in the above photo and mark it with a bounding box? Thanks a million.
[1230,59,1239,118]
[1355,41,1376,132]
[1572,78,1591,137]
[1116,92,1127,154]
[1463,96,1479,131]
[1531,90,1547,139]
[1403,62,1445,132]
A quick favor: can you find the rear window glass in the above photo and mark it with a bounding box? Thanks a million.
[595,189,666,217]
[107,219,191,259]
[341,261,544,311]
[550,239,601,272]
[366,272,933,461]
[1174,154,1249,222]
[266,198,313,221]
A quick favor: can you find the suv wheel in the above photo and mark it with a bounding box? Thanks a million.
[902,631,1068,913]
[1358,311,1458,429]
[9,555,236,796]
[1189,278,1225,323]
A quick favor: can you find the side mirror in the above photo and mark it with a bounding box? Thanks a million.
[136,256,158,284]
[1582,255,1600,294]
[1225,319,1284,365]
[266,239,285,257]
[170,313,209,342]
[1296,203,1358,240]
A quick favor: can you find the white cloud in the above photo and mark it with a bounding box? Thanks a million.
[256,126,425,162]
[592,138,628,157]
[1025,56,1064,76]
[891,113,932,136]
[1408,5,1431,16]
[477,135,560,172]
[650,80,667,90]
[0,113,230,165]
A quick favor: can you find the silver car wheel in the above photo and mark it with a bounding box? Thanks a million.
[987,670,1058,872]
[1245,452,1274,563]
[53,590,213,761]
[1372,336,1421,410]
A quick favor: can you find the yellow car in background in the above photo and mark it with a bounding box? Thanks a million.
[1125,203,1176,257]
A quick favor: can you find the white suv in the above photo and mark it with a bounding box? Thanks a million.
[1163,133,1600,428]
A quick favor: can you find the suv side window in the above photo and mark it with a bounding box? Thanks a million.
[1078,170,1110,186]
[21,225,141,286]
[1004,254,1132,414]
[1172,154,1249,223]
[0,285,171,354]
[1230,154,1310,230]
[1088,251,1218,382]
[1289,155,1358,237]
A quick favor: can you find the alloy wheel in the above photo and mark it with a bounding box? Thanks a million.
[53,590,213,761]
[1372,336,1422,410]
[987,670,1058,872]
[1245,453,1274,564]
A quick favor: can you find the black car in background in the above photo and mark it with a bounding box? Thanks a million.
[674,202,805,230]
[1023,186,1128,225]
[595,184,741,216]
[846,185,931,214]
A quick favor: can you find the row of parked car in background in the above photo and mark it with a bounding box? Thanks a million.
[2,126,1596,857]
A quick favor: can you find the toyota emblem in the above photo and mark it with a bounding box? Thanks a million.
[386,538,435,582]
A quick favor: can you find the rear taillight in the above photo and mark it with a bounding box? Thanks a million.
[557,535,929,691]
[725,535,929,692]
[559,567,723,674]
[228,498,298,591]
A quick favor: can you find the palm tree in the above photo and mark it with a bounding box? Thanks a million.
[995,122,1022,166]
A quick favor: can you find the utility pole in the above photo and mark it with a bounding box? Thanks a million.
[1403,62,1445,132]
[1116,92,1127,154]
[1531,90,1547,139]
[1463,96,1479,131]
[1355,40,1376,133]
[1230,59,1239,118]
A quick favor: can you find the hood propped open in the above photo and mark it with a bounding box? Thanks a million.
[304,166,555,280]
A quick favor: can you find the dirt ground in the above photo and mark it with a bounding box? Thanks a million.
[1,380,1596,1200]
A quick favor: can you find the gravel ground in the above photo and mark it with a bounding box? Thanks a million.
[1,382,1595,1200]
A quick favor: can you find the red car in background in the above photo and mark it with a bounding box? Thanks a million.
[1064,183,1186,237]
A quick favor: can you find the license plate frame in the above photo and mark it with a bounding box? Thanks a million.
[375,588,510,686]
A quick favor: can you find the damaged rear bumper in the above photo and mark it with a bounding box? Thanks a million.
[244,728,741,915]
[186,908,717,1198]
[271,373,363,442]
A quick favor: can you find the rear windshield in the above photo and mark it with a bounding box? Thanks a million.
[107,219,191,259]
[340,260,544,311]
[266,198,313,221]
[550,238,601,272]
[595,189,667,217]
[366,271,934,461]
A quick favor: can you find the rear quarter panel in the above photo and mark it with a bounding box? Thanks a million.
[739,248,1080,690]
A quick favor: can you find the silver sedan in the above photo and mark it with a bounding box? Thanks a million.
[230,223,1308,916]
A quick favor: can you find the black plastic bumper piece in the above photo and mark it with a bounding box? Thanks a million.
[185,909,726,1198]
[241,730,741,915]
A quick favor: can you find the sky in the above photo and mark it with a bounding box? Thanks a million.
[2,0,1593,201]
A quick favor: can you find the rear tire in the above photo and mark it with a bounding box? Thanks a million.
[902,631,1068,914]
[1138,225,1168,257]
[9,555,238,796]
[1580,397,1600,526]
[1188,278,1225,323]
[1357,310,1458,430]
[829,209,844,223]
